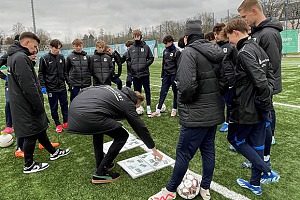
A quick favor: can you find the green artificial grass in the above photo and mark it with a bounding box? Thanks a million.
[0,57,299,199]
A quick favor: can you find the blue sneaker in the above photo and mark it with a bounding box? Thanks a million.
[261,170,280,184]
[237,178,262,195]
[219,123,228,132]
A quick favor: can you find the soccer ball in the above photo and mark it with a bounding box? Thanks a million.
[156,103,166,113]
[176,172,200,199]
[136,106,144,115]
[0,134,14,148]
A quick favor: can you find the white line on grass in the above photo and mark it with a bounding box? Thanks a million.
[273,102,300,109]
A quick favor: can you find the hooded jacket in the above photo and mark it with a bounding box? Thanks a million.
[176,39,225,127]
[67,85,155,149]
[66,50,91,88]
[38,52,69,92]
[161,44,181,77]
[231,37,275,124]
[91,51,114,86]
[251,17,283,95]
[6,43,48,137]
[127,40,154,78]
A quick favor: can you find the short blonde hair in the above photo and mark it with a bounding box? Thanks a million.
[237,0,262,12]
[96,40,105,48]
[72,38,83,46]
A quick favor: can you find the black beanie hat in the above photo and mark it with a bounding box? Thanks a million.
[14,34,20,41]
[184,20,203,36]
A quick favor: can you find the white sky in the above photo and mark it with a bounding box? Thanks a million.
[0,0,242,41]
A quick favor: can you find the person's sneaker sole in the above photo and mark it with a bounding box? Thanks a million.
[92,176,120,184]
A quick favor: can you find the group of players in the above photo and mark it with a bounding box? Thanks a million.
[1,0,283,199]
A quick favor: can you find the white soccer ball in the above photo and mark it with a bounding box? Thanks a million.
[177,172,200,199]
[136,106,144,115]
[156,103,166,113]
[0,134,14,148]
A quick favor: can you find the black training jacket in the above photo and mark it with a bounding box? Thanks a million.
[6,43,48,137]
[161,47,181,77]
[38,52,69,92]
[68,85,155,149]
[127,40,154,78]
[251,17,283,95]
[230,38,275,124]
[66,50,91,88]
[91,51,114,86]
[176,39,225,127]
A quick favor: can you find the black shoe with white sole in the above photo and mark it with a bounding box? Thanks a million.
[23,161,49,174]
[50,148,71,161]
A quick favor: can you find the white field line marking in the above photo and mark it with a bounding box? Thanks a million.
[123,129,251,200]
[273,102,300,109]
[150,84,300,110]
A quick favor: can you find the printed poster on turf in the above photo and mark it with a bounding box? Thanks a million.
[118,150,175,179]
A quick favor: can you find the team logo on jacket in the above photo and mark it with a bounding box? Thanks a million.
[94,58,98,61]
[112,58,115,62]
[223,48,227,53]
[60,59,62,63]
[141,48,144,52]
[170,53,173,57]
[104,58,107,62]
[72,57,77,60]
[83,56,87,60]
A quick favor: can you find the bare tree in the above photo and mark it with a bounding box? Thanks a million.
[12,22,26,35]
[260,0,282,18]
[36,28,51,51]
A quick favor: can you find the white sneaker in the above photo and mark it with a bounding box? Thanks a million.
[171,109,177,117]
[200,187,211,200]
[148,188,176,200]
[146,106,152,115]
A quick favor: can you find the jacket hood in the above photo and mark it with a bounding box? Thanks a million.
[188,39,225,63]
[121,86,137,104]
[252,17,283,33]
[133,40,146,47]
[7,43,31,56]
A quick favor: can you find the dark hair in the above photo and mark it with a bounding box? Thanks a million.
[19,32,40,43]
[178,36,185,48]
[162,35,174,44]
[50,39,62,48]
[125,40,133,47]
[213,23,226,34]
[204,32,215,41]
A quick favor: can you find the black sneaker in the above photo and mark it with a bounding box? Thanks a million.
[50,148,71,161]
[23,161,49,174]
[92,171,120,184]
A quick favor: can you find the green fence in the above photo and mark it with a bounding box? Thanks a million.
[281,29,299,53]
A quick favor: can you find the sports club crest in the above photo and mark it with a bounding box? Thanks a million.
[141,48,144,52]
[170,53,173,57]
[104,58,107,62]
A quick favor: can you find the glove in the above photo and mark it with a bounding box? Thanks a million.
[4,76,8,81]
[41,87,47,94]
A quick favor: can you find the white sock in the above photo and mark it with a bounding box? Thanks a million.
[147,105,151,110]
[264,155,270,162]
[156,109,161,113]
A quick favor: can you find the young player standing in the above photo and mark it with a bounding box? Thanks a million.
[224,18,279,195]
[150,35,180,117]
[127,30,154,115]
[238,0,283,168]
[66,38,91,102]
[38,39,69,133]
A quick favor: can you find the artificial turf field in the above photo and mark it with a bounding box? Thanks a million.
[0,57,299,200]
